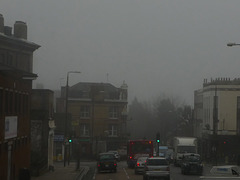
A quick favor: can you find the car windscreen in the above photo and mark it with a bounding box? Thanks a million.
[147,159,168,165]
[99,154,115,160]
[185,155,200,162]
[177,146,196,153]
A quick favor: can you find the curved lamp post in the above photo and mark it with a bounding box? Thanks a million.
[227,42,240,47]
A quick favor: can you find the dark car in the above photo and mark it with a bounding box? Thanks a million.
[181,153,203,175]
[97,153,117,173]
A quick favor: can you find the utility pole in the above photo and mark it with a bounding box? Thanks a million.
[64,71,81,167]
[156,132,160,157]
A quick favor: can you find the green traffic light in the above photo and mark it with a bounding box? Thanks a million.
[157,140,160,143]
[68,139,72,143]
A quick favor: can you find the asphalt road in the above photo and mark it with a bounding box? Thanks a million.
[81,160,213,180]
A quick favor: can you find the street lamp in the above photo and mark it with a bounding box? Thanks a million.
[64,71,81,167]
[227,42,240,47]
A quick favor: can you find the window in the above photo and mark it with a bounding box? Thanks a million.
[0,89,3,114]
[14,93,18,113]
[237,97,240,134]
[5,91,9,114]
[9,91,13,114]
[80,124,89,136]
[109,106,119,119]
[109,125,117,136]
[80,106,90,118]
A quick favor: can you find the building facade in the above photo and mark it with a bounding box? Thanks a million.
[194,78,240,163]
[0,14,40,179]
[30,89,55,176]
[56,82,128,159]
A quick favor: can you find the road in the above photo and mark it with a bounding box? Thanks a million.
[81,160,213,180]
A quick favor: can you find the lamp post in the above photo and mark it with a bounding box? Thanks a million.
[227,42,240,47]
[64,71,81,167]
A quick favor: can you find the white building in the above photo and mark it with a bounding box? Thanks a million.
[194,78,240,138]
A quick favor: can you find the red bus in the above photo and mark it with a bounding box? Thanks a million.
[127,140,154,168]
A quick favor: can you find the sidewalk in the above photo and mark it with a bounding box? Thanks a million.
[31,162,89,180]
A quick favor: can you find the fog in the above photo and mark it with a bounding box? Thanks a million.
[1,0,240,105]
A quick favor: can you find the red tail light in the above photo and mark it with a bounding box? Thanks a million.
[137,163,140,167]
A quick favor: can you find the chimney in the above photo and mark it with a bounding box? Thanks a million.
[4,26,12,36]
[0,14,4,33]
[14,21,27,39]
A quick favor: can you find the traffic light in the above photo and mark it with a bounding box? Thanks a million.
[156,132,160,143]
[68,136,72,143]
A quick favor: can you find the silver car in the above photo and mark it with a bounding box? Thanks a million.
[108,151,120,161]
[143,157,170,180]
[134,156,148,174]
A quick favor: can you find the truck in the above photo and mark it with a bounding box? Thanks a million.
[173,137,197,166]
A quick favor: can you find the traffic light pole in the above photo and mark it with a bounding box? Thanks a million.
[156,132,160,157]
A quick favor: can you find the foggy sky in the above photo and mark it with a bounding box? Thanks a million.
[1,0,240,105]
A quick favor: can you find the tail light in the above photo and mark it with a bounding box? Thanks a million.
[137,163,140,167]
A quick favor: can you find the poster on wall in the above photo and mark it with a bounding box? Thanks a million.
[5,116,18,139]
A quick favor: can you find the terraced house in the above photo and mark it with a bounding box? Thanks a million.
[56,81,128,159]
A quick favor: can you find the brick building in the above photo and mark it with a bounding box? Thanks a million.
[56,82,128,159]
[0,14,40,179]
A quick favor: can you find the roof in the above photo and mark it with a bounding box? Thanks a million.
[69,82,120,99]
[148,157,166,160]
[0,32,40,51]
[71,82,118,92]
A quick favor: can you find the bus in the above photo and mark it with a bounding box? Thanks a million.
[127,140,154,168]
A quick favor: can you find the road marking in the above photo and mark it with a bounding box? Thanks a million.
[92,168,97,179]
[123,168,130,179]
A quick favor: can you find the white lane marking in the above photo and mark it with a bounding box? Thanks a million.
[123,168,130,179]
[92,168,97,179]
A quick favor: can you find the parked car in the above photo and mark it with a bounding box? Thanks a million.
[200,165,240,179]
[97,153,117,173]
[108,150,120,161]
[210,165,240,176]
[181,153,203,175]
[134,156,148,174]
[143,157,170,180]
